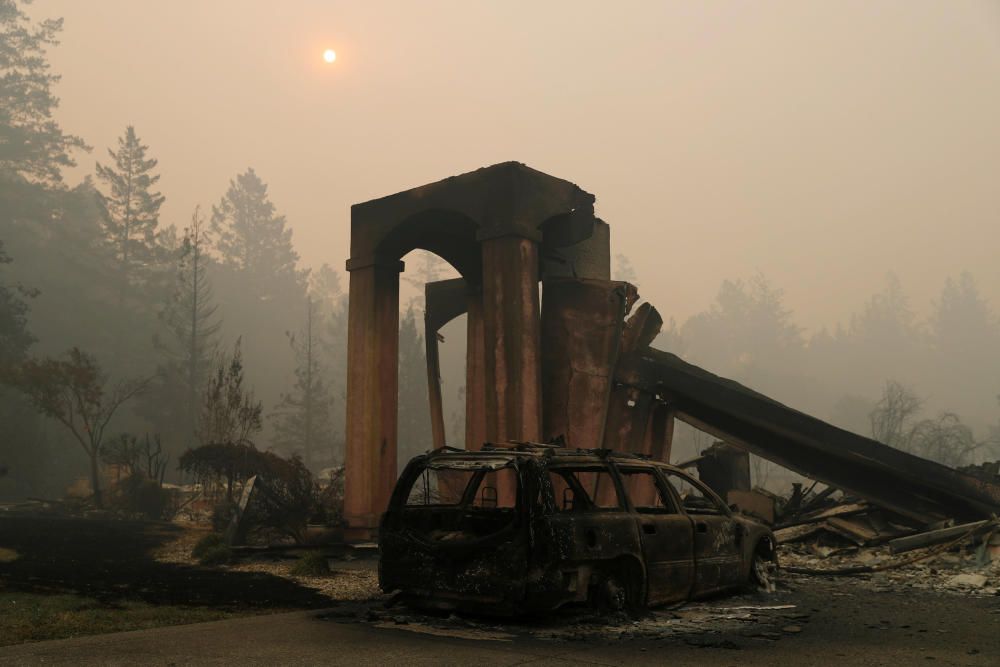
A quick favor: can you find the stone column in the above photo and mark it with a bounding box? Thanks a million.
[343,256,402,541]
[480,235,542,444]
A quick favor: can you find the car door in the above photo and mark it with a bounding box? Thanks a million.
[616,466,695,605]
[662,468,743,595]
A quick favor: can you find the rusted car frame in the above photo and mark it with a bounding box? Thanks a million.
[379,444,776,614]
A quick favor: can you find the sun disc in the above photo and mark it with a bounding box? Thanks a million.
[323,49,336,63]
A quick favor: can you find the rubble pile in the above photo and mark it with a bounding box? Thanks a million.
[770,481,1000,596]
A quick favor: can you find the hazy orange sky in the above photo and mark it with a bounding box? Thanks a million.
[32,0,1000,332]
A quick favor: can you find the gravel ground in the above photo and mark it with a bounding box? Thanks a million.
[152,526,382,603]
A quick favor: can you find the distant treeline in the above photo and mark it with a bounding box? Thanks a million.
[0,2,432,499]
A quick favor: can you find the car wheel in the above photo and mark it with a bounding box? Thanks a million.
[750,543,777,592]
[598,573,628,611]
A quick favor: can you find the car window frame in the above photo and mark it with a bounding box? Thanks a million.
[397,460,522,511]
[545,463,625,513]
[611,463,681,515]
[656,466,733,517]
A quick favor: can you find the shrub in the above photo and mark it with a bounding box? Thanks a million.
[198,543,232,566]
[191,533,224,560]
[289,550,330,576]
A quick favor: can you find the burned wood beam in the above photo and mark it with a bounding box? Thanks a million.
[888,519,995,554]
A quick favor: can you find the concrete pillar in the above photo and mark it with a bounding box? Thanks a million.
[540,278,630,449]
[465,291,488,450]
[602,386,654,453]
[343,257,402,541]
[481,235,542,444]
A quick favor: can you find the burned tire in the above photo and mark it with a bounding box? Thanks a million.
[596,573,628,611]
[749,539,777,592]
[592,560,642,612]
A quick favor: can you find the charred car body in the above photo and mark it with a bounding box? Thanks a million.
[379,443,776,613]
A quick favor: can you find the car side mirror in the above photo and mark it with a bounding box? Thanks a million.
[728,503,739,512]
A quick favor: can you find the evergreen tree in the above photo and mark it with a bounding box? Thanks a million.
[849,272,917,345]
[397,307,431,466]
[613,254,638,286]
[208,168,306,428]
[681,273,802,376]
[0,240,35,366]
[0,0,87,184]
[402,250,447,311]
[210,168,302,287]
[271,297,335,470]
[140,207,221,454]
[315,268,349,458]
[931,272,998,355]
[95,125,166,287]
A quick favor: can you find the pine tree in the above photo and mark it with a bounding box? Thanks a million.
[0,0,87,184]
[142,207,221,451]
[931,272,998,355]
[402,250,447,310]
[210,168,302,287]
[95,125,165,287]
[0,240,36,366]
[271,297,335,470]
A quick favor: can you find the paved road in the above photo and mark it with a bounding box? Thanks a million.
[2,586,998,667]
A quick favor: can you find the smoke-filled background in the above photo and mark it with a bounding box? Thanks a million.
[2,0,999,499]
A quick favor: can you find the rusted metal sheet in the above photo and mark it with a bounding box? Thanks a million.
[540,278,633,449]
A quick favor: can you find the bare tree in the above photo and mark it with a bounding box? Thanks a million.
[870,381,992,467]
[4,348,148,506]
[102,433,169,485]
[869,381,921,449]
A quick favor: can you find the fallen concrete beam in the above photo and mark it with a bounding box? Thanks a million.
[615,345,1000,523]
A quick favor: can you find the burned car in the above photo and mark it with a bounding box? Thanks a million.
[379,443,776,613]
